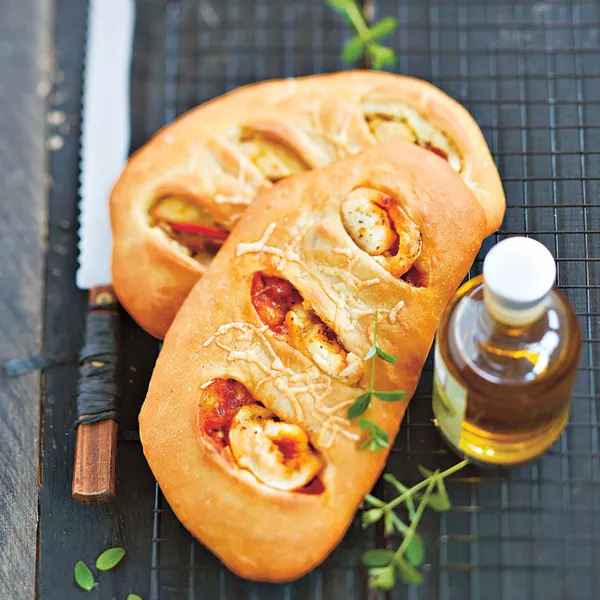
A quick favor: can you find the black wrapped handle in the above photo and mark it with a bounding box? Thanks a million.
[72,286,120,504]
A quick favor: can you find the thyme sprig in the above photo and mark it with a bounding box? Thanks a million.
[347,311,406,451]
[326,0,398,69]
[362,460,469,589]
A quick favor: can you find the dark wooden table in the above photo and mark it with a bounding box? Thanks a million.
[1,1,157,598]
[0,1,49,597]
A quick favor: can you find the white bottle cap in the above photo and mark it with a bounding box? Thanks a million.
[483,237,556,325]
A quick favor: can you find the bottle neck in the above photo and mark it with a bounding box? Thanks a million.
[483,284,548,327]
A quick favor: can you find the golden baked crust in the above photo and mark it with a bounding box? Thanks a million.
[139,142,488,582]
[111,71,505,338]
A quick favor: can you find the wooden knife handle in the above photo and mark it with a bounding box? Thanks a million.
[72,286,120,504]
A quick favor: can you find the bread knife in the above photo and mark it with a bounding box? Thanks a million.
[73,0,134,504]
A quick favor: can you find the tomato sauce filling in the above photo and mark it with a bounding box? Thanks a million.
[401,264,428,288]
[199,378,256,447]
[298,477,325,495]
[198,377,325,495]
[251,273,302,334]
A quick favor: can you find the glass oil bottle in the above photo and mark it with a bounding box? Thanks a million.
[432,237,581,466]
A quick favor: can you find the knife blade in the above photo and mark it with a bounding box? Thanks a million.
[72,0,135,504]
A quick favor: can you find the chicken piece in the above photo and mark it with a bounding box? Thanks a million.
[341,187,422,278]
[229,405,322,491]
[341,188,397,256]
[150,196,219,227]
[284,304,363,385]
[239,135,307,182]
[365,115,417,145]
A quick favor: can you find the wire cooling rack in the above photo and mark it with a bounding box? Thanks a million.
[128,1,600,598]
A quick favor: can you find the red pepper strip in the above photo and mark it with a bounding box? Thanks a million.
[423,142,449,161]
[168,221,229,240]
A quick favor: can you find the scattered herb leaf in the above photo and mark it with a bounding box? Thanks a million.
[341,36,365,63]
[374,390,406,401]
[96,547,126,571]
[325,0,398,69]
[362,460,469,589]
[368,16,398,40]
[375,346,398,363]
[368,564,396,590]
[358,418,389,451]
[347,391,372,419]
[74,561,95,591]
[396,555,424,584]
[362,549,395,567]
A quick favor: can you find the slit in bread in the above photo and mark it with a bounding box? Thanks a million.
[361,95,461,171]
[251,272,364,384]
[198,378,324,493]
[149,196,229,265]
[340,187,423,279]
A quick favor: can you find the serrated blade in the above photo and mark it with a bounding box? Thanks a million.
[77,0,135,290]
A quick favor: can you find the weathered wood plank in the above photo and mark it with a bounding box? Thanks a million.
[37,1,158,598]
[0,0,51,598]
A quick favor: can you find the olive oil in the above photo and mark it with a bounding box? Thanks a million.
[432,237,581,466]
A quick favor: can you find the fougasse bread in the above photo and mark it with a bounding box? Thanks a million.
[110,71,505,338]
[139,142,500,582]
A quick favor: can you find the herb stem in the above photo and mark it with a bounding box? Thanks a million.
[370,311,378,391]
[345,1,370,39]
[394,476,436,559]
[383,459,468,512]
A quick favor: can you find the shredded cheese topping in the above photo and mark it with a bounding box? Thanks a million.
[202,322,359,448]
[389,300,405,324]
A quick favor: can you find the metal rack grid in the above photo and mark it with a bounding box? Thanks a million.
[128,1,600,599]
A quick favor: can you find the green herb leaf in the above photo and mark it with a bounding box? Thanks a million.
[417,465,452,511]
[404,531,425,567]
[369,43,396,70]
[96,547,126,571]
[368,564,396,590]
[375,346,398,363]
[358,419,389,451]
[341,35,365,63]
[374,389,406,401]
[364,345,377,360]
[74,561,95,591]
[368,17,398,40]
[347,391,372,419]
[359,437,376,451]
[362,549,395,567]
[395,555,424,584]
[127,595,143,600]
[424,493,451,511]
[362,507,384,527]
[325,0,353,14]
